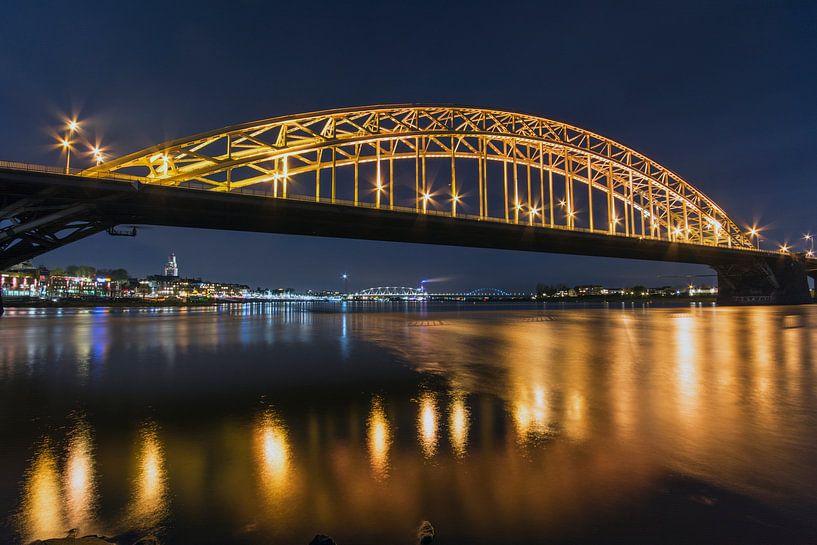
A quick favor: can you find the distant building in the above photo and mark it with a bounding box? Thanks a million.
[163,253,179,277]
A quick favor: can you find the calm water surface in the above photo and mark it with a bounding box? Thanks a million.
[1,303,817,544]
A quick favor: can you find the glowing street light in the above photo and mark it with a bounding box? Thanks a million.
[89,145,104,166]
[748,226,761,250]
[375,179,384,208]
[422,192,431,213]
[528,205,539,225]
[61,118,80,173]
[779,243,790,254]
[804,233,814,253]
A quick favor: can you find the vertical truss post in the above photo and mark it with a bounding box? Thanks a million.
[503,141,509,222]
[331,147,336,204]
[564,149,573,229]
[315,149,321,202]
[548,150,554,227]
[422,137,427,208]
[376,141,382,209]
[415,136,420,211]
[478,138,484,218]
[451,136,457,217]
[389,140,394,210]
[354,144,359,206]
[586,156,594,232]
[526,144,532,224]
[483,137,489,218]
[282,155,288,198]
[513,141,519,224]
[647,177,656,238]
[273,158,279,197]
[629,171,636,236]
[226,134,232,193]
[607,163,614,234]
[664,176,672,241]
[624,173,630,237]
[682,199,689,241]
[639,190,646,236]
[539,143,545,227]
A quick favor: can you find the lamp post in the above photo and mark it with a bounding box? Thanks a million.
[342,273,348,295]
[804,233,813,253]
[62,119,80,173]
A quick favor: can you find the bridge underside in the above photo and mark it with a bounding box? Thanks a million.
[1,168,813,305]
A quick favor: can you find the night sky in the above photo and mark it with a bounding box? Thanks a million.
[1,2,815,292]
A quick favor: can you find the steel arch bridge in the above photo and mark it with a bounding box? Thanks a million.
[0,104,814,304]
[84,104,750,249]
[354,287,427,299]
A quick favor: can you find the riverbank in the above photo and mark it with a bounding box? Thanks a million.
[0,295,718,309]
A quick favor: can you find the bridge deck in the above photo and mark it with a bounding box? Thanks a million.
[0,166,802,271]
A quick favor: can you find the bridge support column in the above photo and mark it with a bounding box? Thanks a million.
[713,256,813,305]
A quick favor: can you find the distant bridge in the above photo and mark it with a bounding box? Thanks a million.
[1,105,814,304]
[353,287,427,300]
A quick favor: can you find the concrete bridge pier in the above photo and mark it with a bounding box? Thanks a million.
[713,255,814,305]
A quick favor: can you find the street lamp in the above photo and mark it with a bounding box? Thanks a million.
[748,227,760,250]
[61,118,80,173]
[90,145,104,166]
[342,273,348,294]
[804,233,813,253]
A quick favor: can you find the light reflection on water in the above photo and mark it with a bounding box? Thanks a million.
[3,303,817,544]
[127,422,168,530]
[366,396,392,479]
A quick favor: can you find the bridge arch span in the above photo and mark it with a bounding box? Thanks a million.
[84,105,753,250]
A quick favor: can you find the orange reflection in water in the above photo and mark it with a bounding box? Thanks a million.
[513,384,550,443]
[367,396,392,479]
[254,409,293,501]
[417,391,439,458]
[128,422,168,529]
[448,393,470,458]
[20,441,65,543]
[64,419,97,533]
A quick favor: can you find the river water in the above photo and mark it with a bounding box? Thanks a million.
[1,303,816,544]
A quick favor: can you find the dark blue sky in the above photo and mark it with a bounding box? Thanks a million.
[1,1,815,291]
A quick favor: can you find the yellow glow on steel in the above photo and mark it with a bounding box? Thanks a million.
[82,105,756,250]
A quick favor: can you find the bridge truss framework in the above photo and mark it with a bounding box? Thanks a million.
[84,105,755,251]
